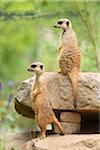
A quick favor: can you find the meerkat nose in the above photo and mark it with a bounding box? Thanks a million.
[27,68,30,71]
[54,25,57,28]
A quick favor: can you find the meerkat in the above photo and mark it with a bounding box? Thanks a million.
[54,18,80,109]
[27,62,64,139]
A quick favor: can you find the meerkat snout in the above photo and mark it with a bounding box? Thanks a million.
[54,18,71,30]
[27,64,36,72]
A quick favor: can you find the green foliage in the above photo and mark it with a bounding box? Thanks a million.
[0,1,99,145]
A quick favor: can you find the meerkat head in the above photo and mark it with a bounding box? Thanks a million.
[27,62,45,75]
[54,18,72,31]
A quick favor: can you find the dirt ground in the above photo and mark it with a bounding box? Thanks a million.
[6,132,100,150]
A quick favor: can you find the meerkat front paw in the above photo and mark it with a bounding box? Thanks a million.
[58,45,63,52]
[58,70,62,73]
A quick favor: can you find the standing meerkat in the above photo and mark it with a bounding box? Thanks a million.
[27,62,64,139]
[54,18,81,109]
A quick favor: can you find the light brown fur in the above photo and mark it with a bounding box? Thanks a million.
[27,62,64,139]
[54,18,80,108]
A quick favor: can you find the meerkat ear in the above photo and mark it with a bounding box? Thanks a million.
[40,65,43,70]
[66,21,69,26]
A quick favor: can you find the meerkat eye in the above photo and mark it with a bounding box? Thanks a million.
[58,21,63,25]
[40,65,43,70]
[31,64,36,68]
[66,21,69,26]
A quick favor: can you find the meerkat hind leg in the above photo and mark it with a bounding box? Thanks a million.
[38,119,46,139]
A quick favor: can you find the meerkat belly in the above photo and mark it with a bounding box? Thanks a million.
[38,100,55,123]
[59,48,80,74]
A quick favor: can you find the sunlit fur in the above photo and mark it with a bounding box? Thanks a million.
[27,62,64,139]
[54,18,81,109]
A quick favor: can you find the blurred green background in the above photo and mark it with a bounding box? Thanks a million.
[0,0,100,146]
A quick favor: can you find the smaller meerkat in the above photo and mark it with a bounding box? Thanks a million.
[27,62,64,139]
[54,18,81,109]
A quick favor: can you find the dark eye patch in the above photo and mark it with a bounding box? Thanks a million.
[40,65,43,70]
[58,21,63,25]
[31,64,36,68]
[66,21,69,26]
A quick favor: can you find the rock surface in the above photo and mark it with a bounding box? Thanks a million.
[60,112,81,123]
[15,72,100,118]
[54,122,80,134]
[6,132,100,150]
[35,134,100,150]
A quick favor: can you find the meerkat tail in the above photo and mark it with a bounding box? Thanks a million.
[53,117,64,135]
[68,69,79,109]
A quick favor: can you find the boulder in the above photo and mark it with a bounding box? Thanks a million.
[6,132,100,150]
[14,72,100,118]
[53,122,80,134]
[33,134,100,150]
[60,112,81,123]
